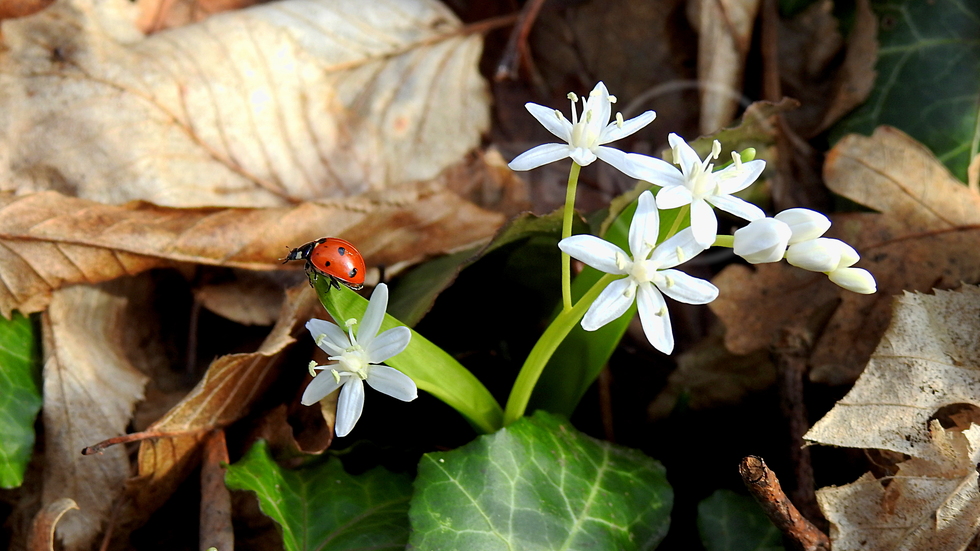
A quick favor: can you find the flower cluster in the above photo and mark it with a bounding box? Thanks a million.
[509,81,876,353]
[302,283,416,437]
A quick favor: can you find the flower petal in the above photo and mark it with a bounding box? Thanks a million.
[301,370,345,406]
[775,208,831,244]
[335,378,365,437]
[786,238,842,272]
[599,110,656,143]
[636,284,672,354]
[713,159,765,195]
[584,82,612,139]
[828,267,876,294]
[366,326,411,364]
[366,365,418,402]
[656,269,719,304]
[508,143,571,171]
[628,191,660,260]
[569,147,598,167]
[733,218,791,264]
[668,133,702,176]
[594,146,634,176]
[706,194,765,222]
[525,102,573,141]
[689,199,718,247]
[558,235,629,275]
[358,282,389,349]
[581,277,635,330]
[622,153,686,187]
[306,319,349,354]
[650,227,705,268]
[655,185,693,209]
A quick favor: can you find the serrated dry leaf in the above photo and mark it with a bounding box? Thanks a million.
[125,283,318,523]
[0,186,505,318]
[41,283,149,550]
[712,128,980,384]
[806,288,980,550]
[0,0,489,207]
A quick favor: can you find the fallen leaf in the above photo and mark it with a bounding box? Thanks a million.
[41,283,149,550]
[0,0,490,207]
[135,0,258,34]
[27,498,78,551]
[195,274,283,326]
[814,0,876,133]
[126,283,319,526]
[0,185,506,318]
[200,430,233,551]
[695,0,761,134]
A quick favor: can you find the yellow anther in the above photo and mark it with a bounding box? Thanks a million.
[675,246,685,262]
[308,360,318,377]
[608,94,618,103]
[616,112,624,128]
[315,333,327,346]
[615,251,629,271]
[710,140,722,160]
[658,305,669,317]
[567,92,578,102]
[664,275,675,288]
[554,109,565,121]
[331,369,341,383]
[731,151,743,171]
[344,318,358,328]
[585,111,593,123]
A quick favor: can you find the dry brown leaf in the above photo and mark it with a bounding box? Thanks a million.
[713,128,980,384]
[135,0,258,34]
[0,186,506,318]
[814,0,876,133]
[693,0,761,134]
[27,498,78,551]
[125,283,319,524]
[0,0,489,207]
[41,283,149,550]
[806,288,980,550]
[195,274,283,326]
[200,430,233,551]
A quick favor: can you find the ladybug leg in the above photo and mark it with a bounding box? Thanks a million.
[329,276,342,291]
[304,261,318,288]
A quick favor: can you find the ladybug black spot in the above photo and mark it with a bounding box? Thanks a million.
[349,268,358,278]
[323,261,331,267]
[337,246,347,256]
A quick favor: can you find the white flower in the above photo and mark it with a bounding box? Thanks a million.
[774,208,832,244]
[558,191,718,354]
[733,218,792,264]
[625,134,766,247]
[786,238,876,294]
[301,283,416,437]
[507,81,656,174]
[828,267,876,294]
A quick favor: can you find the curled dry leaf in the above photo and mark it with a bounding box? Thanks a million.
[41,283,149,550]
[806,288,980,550]
[712,127,980,384]
[27,498,78,551]
[0,186,506,318]
[0,0,489,207]
[125,284,319,525]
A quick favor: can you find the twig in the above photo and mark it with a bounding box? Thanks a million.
[81,427,209,455]
[739,456,830,551]
[494,0,549,81]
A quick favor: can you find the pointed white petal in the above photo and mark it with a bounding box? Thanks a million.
[558,235,629,274]
[689,199,719,247]
[650,227,705,268]
[526,102,573,141]
[622,153,686,186]
[835,242,860,269]
[656,269,719,304]
[569,147,598,167]
[714,159,765,195]
[733,218,791,264]
[667,133,701,176]
[628,191,660,259]
[366,326,411,363]
[366,365,418,402]
[706,194,765,222]
[357,283,388,349]
[335,379,365,437]
[636,284,673,354]
[301,371,345,406]
[594,146,634,176]
[581,278,636,330]
[306,319,349,353]
[508,143,571,171]
[586,82,612,138]
[786,238,842,272]
[827,267,876,294]
[655,185,694,209]
[775,208,831,244]
[599,110,656,143]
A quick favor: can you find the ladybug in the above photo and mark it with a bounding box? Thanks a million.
[282,237,366,290]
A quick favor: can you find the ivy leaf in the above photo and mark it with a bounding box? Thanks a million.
[409,411,672,550]
[0,311,41,488]
[698,490,784,551]
[832,0,980,181]
[224,440,412,551]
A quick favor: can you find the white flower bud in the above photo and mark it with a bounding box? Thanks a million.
[785,238,844,272]
[733,218,791,264]
[774,208,831,245]
[835,241,860,269]
[827,267,876,294]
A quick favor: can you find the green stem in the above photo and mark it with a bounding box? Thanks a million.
[561,163,582,312]
[713,235,734,248]
[503,272,618,425]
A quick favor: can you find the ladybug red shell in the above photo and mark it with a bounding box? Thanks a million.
[282,237,366,290]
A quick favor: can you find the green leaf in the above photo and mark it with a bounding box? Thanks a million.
[409,411,672,551]
[832,0,980,182]
[315,279,503,433]
[224,440,412,551]
[0,312,41,488]
[387,248,477,327]
[697,490,784,551]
